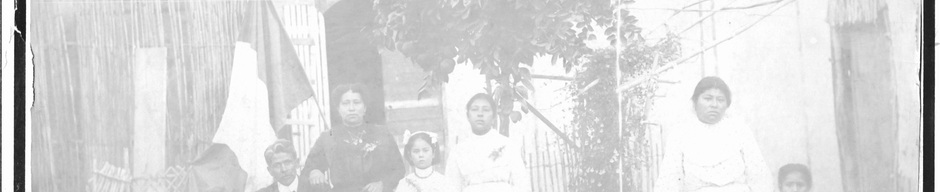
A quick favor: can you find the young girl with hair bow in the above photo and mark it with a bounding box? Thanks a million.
[395,130,456,192]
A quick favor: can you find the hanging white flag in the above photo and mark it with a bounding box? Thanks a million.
[212,41,279,192]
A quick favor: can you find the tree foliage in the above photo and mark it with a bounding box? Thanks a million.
[371,0,683,190]
[567,34,680,191]
[372,0,641,134]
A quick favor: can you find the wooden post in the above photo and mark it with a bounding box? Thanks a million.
[133,47,168,192]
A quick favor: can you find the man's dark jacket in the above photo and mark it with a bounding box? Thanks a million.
[256,175,314,192]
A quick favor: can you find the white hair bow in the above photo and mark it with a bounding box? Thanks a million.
[402,130,439,145]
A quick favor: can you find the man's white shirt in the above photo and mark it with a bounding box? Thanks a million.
[276,176,299,192]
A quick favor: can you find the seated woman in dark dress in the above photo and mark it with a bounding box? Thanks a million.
[301,84,405,192]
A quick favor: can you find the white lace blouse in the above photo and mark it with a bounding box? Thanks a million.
[653,117,774,192]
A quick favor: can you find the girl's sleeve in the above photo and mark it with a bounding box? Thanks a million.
[509,143,531,192]
[445,148,465,192]
[394,178,413,192]
[653,134,683,192]
[740,126,775,192]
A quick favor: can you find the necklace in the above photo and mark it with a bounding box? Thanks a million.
[343,128,367,146]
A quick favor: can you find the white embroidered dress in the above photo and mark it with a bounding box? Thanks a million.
[446,131,530,192]
[653,116,774,192]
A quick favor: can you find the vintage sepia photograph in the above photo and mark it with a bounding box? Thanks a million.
[25,0,924,191]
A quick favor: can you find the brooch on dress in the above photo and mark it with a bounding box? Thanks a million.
[361,142,379,154]
[489,146,506,161]
[342,130,380,157]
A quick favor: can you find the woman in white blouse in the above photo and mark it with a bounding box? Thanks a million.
[654,76,774,192]
[445,93,530,192]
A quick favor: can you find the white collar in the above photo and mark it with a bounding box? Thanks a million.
[414,166,435,178]
[471,129,498,139]
[276,176,298,192]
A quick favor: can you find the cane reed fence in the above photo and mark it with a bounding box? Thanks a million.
[31,0,244,191]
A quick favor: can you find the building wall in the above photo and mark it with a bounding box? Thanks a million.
[379,48,448,172]
[272,1,333,165]
[632,0,843,191]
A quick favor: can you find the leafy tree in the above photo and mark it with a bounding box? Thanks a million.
[567,34,680,191]
[371,0,682,190]
[372,0,641,135]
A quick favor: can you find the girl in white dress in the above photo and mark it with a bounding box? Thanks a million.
[395,131,456,192]
[446,93,530,192]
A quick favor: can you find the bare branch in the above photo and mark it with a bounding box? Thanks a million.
[617,0,797,93]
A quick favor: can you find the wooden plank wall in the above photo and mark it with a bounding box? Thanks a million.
[379,49,447,172]
[272,0,333,164]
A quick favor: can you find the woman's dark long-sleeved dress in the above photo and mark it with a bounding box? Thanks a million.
[301,123,405,192]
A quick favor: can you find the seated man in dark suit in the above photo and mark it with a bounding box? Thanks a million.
[258,139,311,192]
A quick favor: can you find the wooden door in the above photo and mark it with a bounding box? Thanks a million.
[830,14,899,192]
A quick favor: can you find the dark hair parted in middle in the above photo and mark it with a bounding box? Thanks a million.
[330,83,371,123]
[403,132,441,166]
[778,163,812,189]
[465,93,498,116]
[691,76,732,107]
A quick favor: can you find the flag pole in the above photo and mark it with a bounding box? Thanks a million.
[309,90,332,131]
[615,0,625,191]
